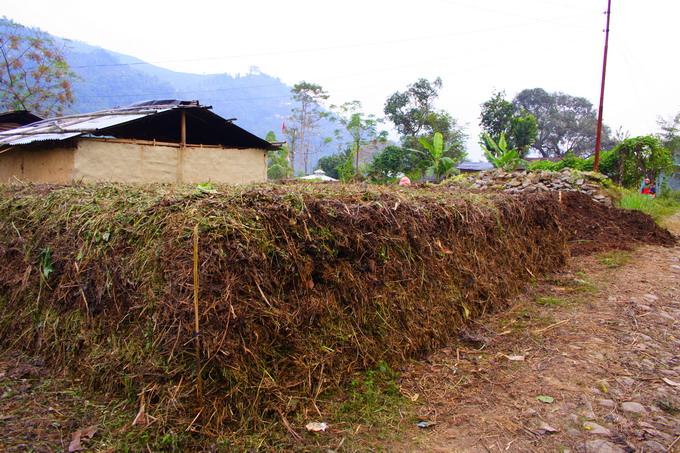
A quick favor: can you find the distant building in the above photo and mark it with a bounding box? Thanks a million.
[298,169,337,181]
[457,162,494,173]
[0,100,279,184]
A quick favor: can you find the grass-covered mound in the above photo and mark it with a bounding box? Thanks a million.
[0,182,607,436]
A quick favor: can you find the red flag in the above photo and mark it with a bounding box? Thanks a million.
[281,122,286,133]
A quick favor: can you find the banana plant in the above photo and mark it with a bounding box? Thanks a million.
[413,132,455,183]
[483,133,522,171]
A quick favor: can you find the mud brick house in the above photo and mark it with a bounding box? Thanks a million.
[0,100,279,184]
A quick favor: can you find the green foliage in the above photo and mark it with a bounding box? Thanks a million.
[337,149,358,182]
[513,88,614,158]
[317,150,350,180]
[527,149,620,180]
[0,18,78,117]
[339,361,401,423]
[266,131,293,180]
[479,90,537,157]
[483,134,523,171]
[412,132,456,182]
[597,251,631,268]
[367,145,414,181]
[614,135,672,187]
[619,191,653,213]
[331,100,387,169]
[657,111,680,161]
[384,77,467,162]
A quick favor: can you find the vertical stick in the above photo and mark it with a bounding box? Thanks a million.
[193,224,203,403]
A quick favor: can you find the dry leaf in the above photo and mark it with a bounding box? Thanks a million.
[661,377,679,387]
[68,426,97,452]
[504,354,525,361]
[132,403,147,426]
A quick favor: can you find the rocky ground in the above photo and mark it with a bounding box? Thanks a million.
[391,214,680,453]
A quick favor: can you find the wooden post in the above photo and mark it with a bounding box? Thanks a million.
[180,109,187,147]
[594,0,612,172]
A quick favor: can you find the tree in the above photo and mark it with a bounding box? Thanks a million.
[384,77,466,161]
[479,90,537,158]
[266,131,292,180]
[513,88,614,158]
[331,100,387,170]
[657,112,680,163]
[0,18,77,117]
[287,81,330,174]
[367,145,414,180]
[614,136,672,187]
[316,149,350,180]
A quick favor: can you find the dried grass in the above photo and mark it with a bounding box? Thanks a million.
[0,182,635,436]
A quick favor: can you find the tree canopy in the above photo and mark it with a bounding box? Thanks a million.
[383,77,466,163]
[331,100,387,169]
[479,90,537,158]
[614,135,672,187]
[513,88,614,158]
[0,18,77,117]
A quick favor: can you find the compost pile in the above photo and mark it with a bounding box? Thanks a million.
[0,183,673,435]
[556,191,675,255]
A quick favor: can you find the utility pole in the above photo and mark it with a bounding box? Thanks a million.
[594,0,612,172]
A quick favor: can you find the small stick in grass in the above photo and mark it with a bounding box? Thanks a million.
[193,224,203,404]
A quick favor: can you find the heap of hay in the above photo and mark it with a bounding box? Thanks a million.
[0,183,669,435]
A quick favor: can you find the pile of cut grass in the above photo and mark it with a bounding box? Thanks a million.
[0,182,576,443]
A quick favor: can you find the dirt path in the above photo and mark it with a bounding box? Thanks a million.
[392,214,680,453]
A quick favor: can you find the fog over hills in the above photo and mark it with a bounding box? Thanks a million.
[65,40,293,140]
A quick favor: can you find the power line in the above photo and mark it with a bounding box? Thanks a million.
[68,11,597,71]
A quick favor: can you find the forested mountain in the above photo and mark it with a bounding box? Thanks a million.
[65,40,292,139]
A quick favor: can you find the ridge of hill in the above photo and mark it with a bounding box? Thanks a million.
[64,40,292,140]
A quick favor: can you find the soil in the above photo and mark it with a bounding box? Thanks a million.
[392,212,680,453]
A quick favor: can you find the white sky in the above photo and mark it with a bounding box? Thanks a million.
[4,0,679,160]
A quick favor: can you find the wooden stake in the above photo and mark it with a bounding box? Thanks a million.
[193,224,203,403]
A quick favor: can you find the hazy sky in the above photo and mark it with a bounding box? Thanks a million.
[4,0,679,160]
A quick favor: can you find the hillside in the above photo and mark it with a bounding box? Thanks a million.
[65,40,292,140]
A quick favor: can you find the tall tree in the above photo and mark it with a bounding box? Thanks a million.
[384,77,466,163]
[288,81,330,174]
[0,18,77,117]
[513,88,614,158]
[479,90,537,158]
[332,100,387,169]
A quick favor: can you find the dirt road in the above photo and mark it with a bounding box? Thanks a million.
[392,215,680,453]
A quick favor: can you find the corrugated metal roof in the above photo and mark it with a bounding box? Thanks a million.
[457,162,494,171]
[0,108,169,146]
[0,100,278,150]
